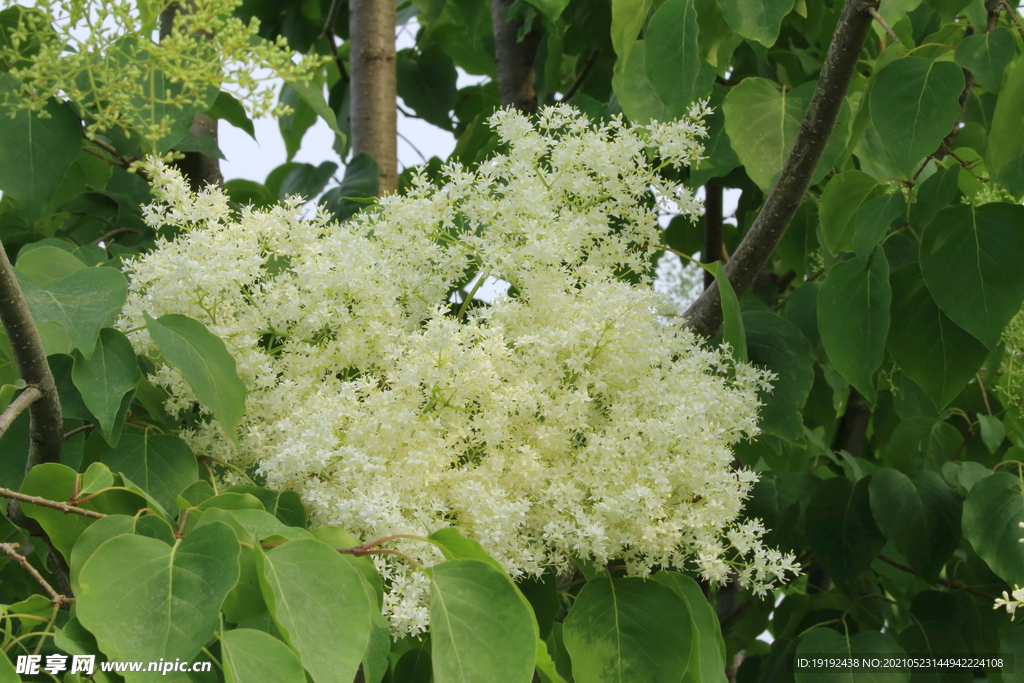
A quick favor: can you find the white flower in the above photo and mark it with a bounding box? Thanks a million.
[121,106,798,634]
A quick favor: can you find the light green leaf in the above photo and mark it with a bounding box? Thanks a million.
[819,171,886,257]
[954,27,1014,92]
[99,433,198,514]
[428,559,537,683]
[21,463,99,558]
[427,527,505,572]
[0,74,82,224]
[612,40,673,125]
[743,311,813,442]
[653,572,727,683]
[962,472,1024,587]
[868,468,961,581]
[69,514,176,593]
[19,267,128,360]
[0,648,18,683]
[76,522,240,682]
[222,629,306,683]
[989,57,1024,182]
[221,485,308,528]
[919,203,1024,348]
[309,526,383,609]
[610,0,654,69]
[818,250,891,402]
[887,264,987,409]
[564,576,692,683]
[72,328,139,446]
[977,414,1006,454]
[716,0,794,46]
[143,312,247,444]
[536,638,569,683]
[257,538,371,683]
[794,628,908,683]
[644,0,714,118]
[690,83,741,186]
[869,57,965,176]
[15,245,85,288]
[284,78,345,138]
[701,260,746,363]
[79,462,115,497]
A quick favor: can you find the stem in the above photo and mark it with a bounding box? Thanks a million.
[0,544,71,606]
[321,0,349,81]
[867,6,900,42]
[350,0,398,193]
[0,386,41,438]
[0,488,106,520]
[681,0,877,337]
[62,424,95,441]
[559,48,601,103]
[877,554,994,599]
[491,0,542,114]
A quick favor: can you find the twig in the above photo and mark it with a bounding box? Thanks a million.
[92,227,141,246]
[1001,1,1024,41]
[681,0,877,337]
[0,386,41,438]
[868,6,900,42]
[0,543,72,605]
[61,424,95,441]
[559,48,601,103]
[977,373,993,415]
[398,130,428,164]
[877,554,995,599]
[320,0,349,81]
[0,488,106,520]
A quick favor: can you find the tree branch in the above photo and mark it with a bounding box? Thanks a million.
[350,0,398,193]
[0,543,73,606]
[0,488,107,520]
[877,554,995,599]
[0,385,41,438]
[681,0,877,337]
[559,48,601,103]
[491,0,542,114]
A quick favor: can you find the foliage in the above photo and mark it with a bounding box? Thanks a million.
[1,0,1024,682]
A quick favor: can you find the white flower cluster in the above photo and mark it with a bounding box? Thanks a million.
[120,105,798,633]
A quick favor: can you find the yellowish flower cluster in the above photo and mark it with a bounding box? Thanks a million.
[121,105,798,633]
[0,0,317,147]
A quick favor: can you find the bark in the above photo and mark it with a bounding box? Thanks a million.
[350,0,398,194]
[491,0,542,113]
[682,0,877,337]
[832,387,871,458]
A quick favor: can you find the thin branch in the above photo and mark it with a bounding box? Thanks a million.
[868,6,900,42]
[559,48,601,103]
[682,0,877,337]
[321,0,349,81]
[877,554,995,599]
[0,543,72,605]
[0,386,41,438]
[0,488,107,520]
[92,226,140,245]
[398,130,428,164]
[1001,1,1024,41]
[62,424,95,441]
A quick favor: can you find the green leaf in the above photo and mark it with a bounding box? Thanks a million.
[610,0,654,73]
[0,650,18,683]
[880,416,960,472]
[988,57,1024,186]
[690,83,741,186]
[919,203,1024,348]
[279,161,339,201]
[563,576,692,683]
[522,0,571,23]
[225,179,276,209]
[205,91,256,139]
[716,0,794,46]
[911,162,960,227]
[397,46,458,130]
[653,572,727,683]
[428,559,538,683]
[15,245,86,288]
[0,74,83,224]
[869,57,965,177]
[806,476,886,586]
[962,472,1024,587]
[20,463,98,558]
[701,260,746,363]
[1000,620,1024,683]
[72,328,139,446]
[222,629,306,683]
[819,171,886,257]
[977,414,1005,454]
[954,27,1014,92]
[887,264,987,409]
[80,461,115,498]
[362,609,392,683]
[536,638,569,683]
[643,0,714,118]
[818,250,891,402]
[257,538,372,683]
[76,522,240,680]
[794,628,908,683]
[319,153,380,223]
[612,40,673,125]
[19,267,128,360]
[868,468,961,580]
[743,311,813,441]
[278,83,317,162]
[69,513,176,592]
[143,313,247,445]
[427,527,505,572]
[174,131,226,160]
[99,433,199,514]
[283,78,345,138]
[853,192,905,266]
[222,485,308,528]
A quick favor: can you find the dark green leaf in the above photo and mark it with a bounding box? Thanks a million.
[224,179,276,209]
[278,83,318,162]
[279,161,338,201]
[689,83,740,186]
[319,153,380,222]
[806,476,886,586]
[911,162,959,227]
[988,58,1024,190]
[257,538,371,683]
[283,78,345,138]
[794,628,908,683]
[954,27,1014,92]
[398,46,458,130]
[868,468,961,580]
[962,471,1024,587]
[205,91,256,139]
[72,328,139,446]
[853,192,905,266]
[977,414,1005,454]
[887,264,987,409]
[869,57,965,176]
[428,559,538,683]
[143,313,247,445]
[174,131,226,159]
[919,203,1024,348]
[644,0,714,118]
[563,577,692,683]
[743,311,813,441]
[818,250,891,402]
[819,171,885,257]
[99,433,198,514]
[76,522,240,680]
[880,416,961,472]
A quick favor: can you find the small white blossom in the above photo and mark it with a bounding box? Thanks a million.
[121,106,798,634]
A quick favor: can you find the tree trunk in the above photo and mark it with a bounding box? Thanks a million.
[350,0,398,194]
[491,0,541,113]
